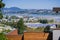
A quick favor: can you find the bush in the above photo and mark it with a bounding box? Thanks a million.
[0,33,7,40]
[40,19,48,24]
[44,25,50,32]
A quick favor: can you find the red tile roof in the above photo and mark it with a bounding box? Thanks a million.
[6,29,49,40]
[6,35,22,40]
[24,32,49,40]
[6,29,18,35]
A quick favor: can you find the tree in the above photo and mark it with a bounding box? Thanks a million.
[0,0,5,8]
[16,18,25,34]
[40,19,48,24]
[0,13,3,19]
[0,0,5,19]
[44,25,50,32]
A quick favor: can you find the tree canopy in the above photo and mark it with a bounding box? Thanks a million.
[0,0,5,8]
[16,18,25,34]
[40,19,48,24]
[44,25,50,32]
[0,0,5,19]
[0,12,3,19]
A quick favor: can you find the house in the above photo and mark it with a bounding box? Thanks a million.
[53,7,60,13]
[0,19,2,22]
[23,17,28,23]
[4,25,13,30]
[24,32,49,40]
[2,18,8,22]
[53,28,60,40]
[11,19,20,22]
[6,29,49,40]
[0,25,14,33]
[0,27,4,33]
[6,29,22,40]
[50,25,56,29]
[6,29,18,35]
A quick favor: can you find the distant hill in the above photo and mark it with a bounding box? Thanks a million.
[2,7,29,14]
[2,7,22,12]
[2,7,52,15]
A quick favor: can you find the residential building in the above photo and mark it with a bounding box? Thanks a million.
[53,28,60,40]
[5,29,49,40]
[53,7,60,13]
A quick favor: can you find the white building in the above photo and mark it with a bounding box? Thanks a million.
[53,28,60,40]
[50,25,56,29]
[0,25,14,33]
[2,18,8,22]
[0,27,4,33]
[4,25,13,30]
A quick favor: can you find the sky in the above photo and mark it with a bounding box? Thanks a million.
[3,0,60,9]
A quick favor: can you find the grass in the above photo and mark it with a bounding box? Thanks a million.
[26,27,44,32]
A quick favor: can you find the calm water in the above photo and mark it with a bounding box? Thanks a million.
[4,13,60,17]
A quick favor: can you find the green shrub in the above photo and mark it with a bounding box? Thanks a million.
[0,33,7,40]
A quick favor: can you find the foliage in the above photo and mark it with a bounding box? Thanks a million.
[26,27,34,32]
[0,0,3,2]
[36,27,44,32]
[0,0,5,8]
[49,19,54,23]
[44,25,50,32]
[0,0,5,19]
[5,22,10,26]
[0,12,3,19]
[16,18,25,34]
[5,29,11,33]
[40,19,48,24]
[0,33,7,40]
[26,27,44,32]
[57,24,60,28]
[10,16,19,19]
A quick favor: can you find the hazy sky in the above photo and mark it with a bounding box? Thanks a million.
[3,0,60,9]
